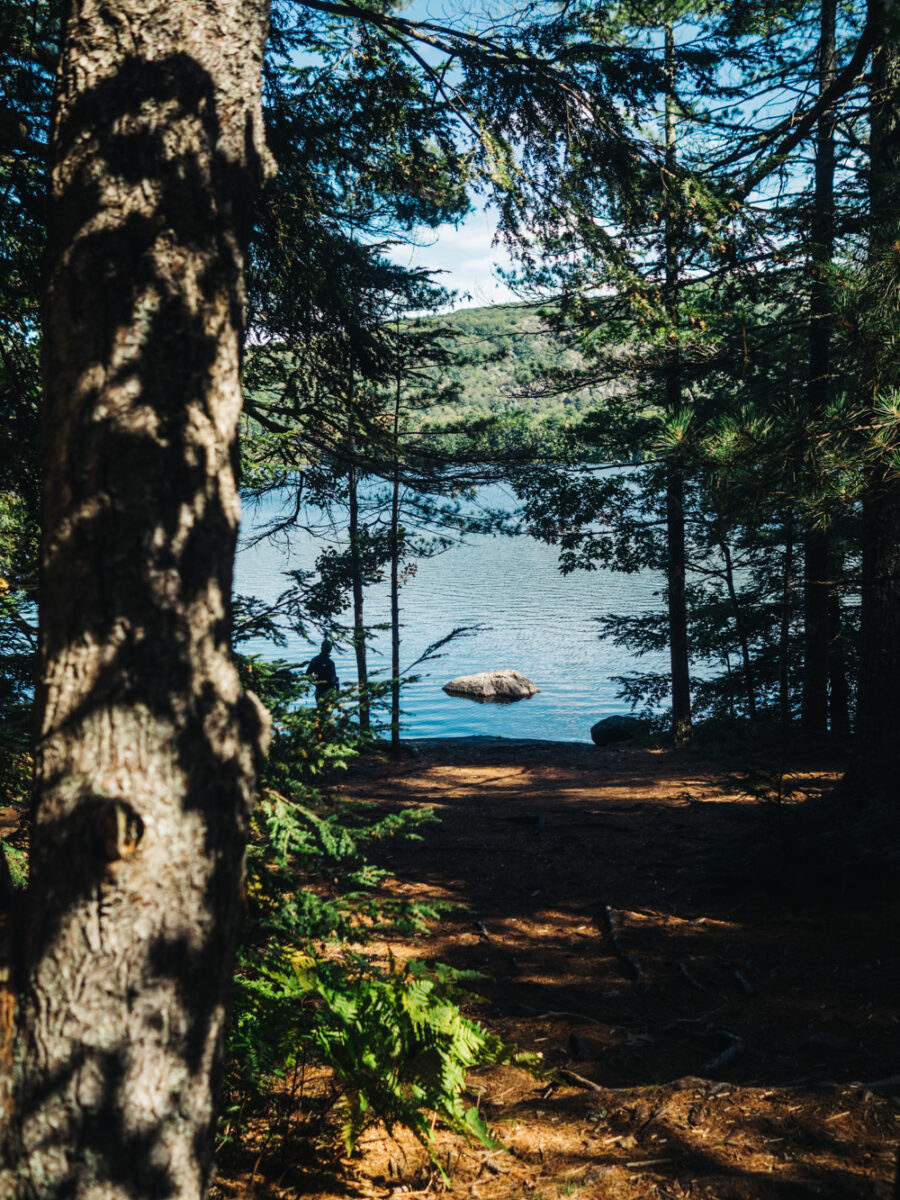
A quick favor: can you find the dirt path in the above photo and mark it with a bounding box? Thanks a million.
[222,737,900,1200]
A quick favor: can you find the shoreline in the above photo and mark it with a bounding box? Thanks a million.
[407,733,593,747]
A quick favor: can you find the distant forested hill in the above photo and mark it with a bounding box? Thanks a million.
[415,302,599,427]
[242,302,605,453]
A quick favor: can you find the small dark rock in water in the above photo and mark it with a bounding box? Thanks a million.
[590,715,645,746]
[443,670,538,702]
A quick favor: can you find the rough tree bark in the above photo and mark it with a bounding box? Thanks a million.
[5,0,273,1195]
[802,0,836,736]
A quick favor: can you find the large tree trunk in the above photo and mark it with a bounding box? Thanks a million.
[853,0,900,802]
[6,1,272,1195]
[802,0,837,736]
[663,21,692,745]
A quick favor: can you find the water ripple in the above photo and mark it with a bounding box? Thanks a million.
[236,490,666,743]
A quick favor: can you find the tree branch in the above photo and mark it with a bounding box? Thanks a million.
[733,17,876,197]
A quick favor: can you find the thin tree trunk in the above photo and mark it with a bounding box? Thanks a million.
[780,513,795,732]
[827,582,851,738]
[802,0,837,735]
[666,468,691,742]
[348,458,370,734]
[390,372,402,755]
[803,533,830,732]
[7,1,272,1194]
[723,653,737,720]
[721,540,757,719]
[664,21,691,744]
[854,0,900,801]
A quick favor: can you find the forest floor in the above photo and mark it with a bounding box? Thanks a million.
[217,735,900,1200]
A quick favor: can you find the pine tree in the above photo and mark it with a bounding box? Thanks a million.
[852,0,900,802]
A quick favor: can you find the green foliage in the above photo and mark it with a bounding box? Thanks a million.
[0,4,49,797]
[257,953,513,1161]
[0,493,37,710]
[301,530,392,626]
[228,652,525,1161]
[1,839,27,891]
[412,303,600,437]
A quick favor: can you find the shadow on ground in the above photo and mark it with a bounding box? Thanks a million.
[214,737,900,1200]
[334,738,900,1200]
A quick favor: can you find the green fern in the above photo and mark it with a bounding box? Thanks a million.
[227,653,529,1161]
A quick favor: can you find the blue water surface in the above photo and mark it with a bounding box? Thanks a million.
[234,486,666,743]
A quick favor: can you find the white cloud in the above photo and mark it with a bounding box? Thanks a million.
[389,206,521,310]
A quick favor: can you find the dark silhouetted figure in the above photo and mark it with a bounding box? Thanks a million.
[306,639,339,702]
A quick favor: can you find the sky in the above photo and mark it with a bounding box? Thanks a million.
[383,0,845,309]
[385,0,523,310]
[388,204,520,310]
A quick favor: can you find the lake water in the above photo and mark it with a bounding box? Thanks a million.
[234,486,667,744]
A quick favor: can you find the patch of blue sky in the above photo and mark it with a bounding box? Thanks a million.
[385,3,867,304]
[381,0,546,308]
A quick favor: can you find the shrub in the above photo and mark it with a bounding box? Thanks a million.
[228,655,526,1165]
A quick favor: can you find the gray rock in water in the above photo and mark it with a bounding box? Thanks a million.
[590,715,645,746]
[443,670,539,703]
